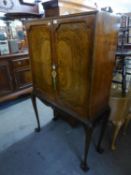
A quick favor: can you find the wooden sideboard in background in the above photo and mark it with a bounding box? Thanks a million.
[0,0,40,103]
[0,52,32,103]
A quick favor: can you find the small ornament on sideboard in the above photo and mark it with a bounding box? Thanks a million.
[0,0,14,10]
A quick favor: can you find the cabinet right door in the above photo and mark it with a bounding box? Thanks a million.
[55,15,95,118]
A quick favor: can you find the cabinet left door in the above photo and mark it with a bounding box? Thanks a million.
[27,21,55,100]
[0,61,13,96]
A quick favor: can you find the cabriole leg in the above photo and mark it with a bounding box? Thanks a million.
[80,125,93,172]
[111,123,122,150]
[31,93,41,132]
[96,107,110,153]
[53,108,59,121]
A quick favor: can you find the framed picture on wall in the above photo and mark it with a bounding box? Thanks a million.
[20,0,36,5]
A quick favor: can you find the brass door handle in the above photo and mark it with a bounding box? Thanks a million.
[52,70,57,90]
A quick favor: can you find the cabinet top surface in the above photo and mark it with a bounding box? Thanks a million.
[46,10,98,18]
[25,10,120,27]
[26,10,98,24]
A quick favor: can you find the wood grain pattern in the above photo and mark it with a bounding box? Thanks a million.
[27,11,120,122]
[89,12,120,120]
[28,24,55,100]
[55,15,95,117]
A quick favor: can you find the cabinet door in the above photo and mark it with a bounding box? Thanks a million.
[0,61,13,96]
[27,21,54,100]
[55,15,95,117]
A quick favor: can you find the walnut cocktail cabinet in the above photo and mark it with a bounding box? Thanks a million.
[26,11,120,171]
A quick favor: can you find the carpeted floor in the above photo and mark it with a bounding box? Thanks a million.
[0,98,131,175]
[0,97,53,152]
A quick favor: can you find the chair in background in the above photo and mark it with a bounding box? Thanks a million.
[109,86,131,150]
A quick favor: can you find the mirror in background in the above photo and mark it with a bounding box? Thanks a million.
[0,19,28,55]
